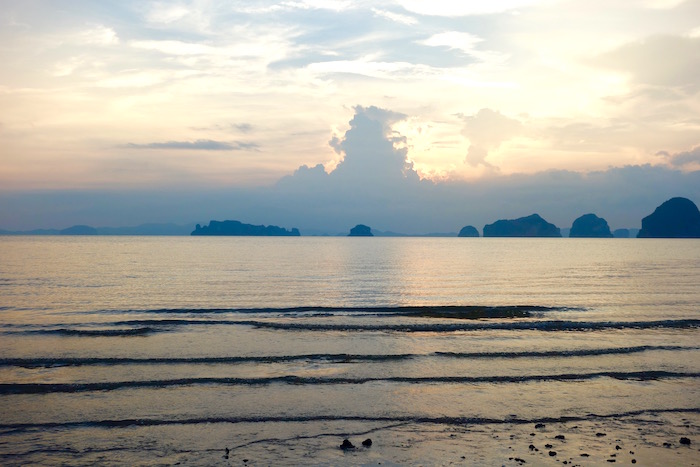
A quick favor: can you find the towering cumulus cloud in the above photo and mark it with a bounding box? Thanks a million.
[329,106,419,185]
[266,106,433,233]
[281,106,421,191]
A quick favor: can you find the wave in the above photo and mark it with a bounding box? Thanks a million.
[100,318,698,333]
[2,371,698,394]
[229,318,700,332]
[8,318,699,337]
[88,305,565,317]
[0,345,693,368]
[434,345,697,359]
[20,327,157,337]
[1,407,698,434]
[0,354,415,368]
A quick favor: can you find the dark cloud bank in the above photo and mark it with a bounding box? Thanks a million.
[2,106,700,234]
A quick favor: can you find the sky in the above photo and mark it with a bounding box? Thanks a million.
[1,0,699,233]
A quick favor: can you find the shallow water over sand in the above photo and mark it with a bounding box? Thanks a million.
[0,237,698,465]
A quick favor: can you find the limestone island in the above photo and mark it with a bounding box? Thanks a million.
[569,213,613,238]
[637,197,700,238]
[483,214,561,237]
[457,225,480,237]
[191,220,300,236]
[59,225,98,235]
[348,224,373,236]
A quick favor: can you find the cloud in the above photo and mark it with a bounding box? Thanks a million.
[420,32,484,54]
[329,105,418,183]
[659,146,700,167]
[190,123,255,134]
[146,3,191,24]
[458,108,522,167]
[398,0,543,16]
[284,0,354,11]
[371,8,418,25]
[125,140,259,151]
[232,123,254,134]
[280,105,420,194]
[78,25,120,46]
[593,35,700,90]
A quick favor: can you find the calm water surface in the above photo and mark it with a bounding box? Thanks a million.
[0,237,698,465]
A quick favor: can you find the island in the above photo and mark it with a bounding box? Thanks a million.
[569,213,613,238]
[191,220,300,236]
[457,225,480,237]
[483,214,561,237]
[60,225,98,235]
[348,224,373,236]
[637,197,700,238]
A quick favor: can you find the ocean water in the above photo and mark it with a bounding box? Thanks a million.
[0,236,698,466]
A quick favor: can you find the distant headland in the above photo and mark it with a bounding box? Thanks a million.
[192,220,300,236]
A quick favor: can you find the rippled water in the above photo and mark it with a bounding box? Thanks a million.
[0,237,698,465]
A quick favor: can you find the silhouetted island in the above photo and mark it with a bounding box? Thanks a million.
[569,213,613,238]
[637,197,700,238]
[348,224,373,236]
[483,214,561,237]
[457,225,479,237]
[191,220,300,236]
[60,225,98,235]
[613,228,630,238]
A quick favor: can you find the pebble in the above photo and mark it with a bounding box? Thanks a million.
[535,423,546,429]
[596,432,607,437]
[555,435,565,440]
[362,438,373,447]
[340,439,355,450]
[680,437,691,445]
[548,451,557,457]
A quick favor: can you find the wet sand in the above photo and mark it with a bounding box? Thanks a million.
[202,412,698,465]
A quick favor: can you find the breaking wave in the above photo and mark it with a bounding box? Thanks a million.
[2,371,698,395]
[0,345,693,368]
[7,319,699,337]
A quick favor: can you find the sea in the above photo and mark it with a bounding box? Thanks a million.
[0,236,698,466]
